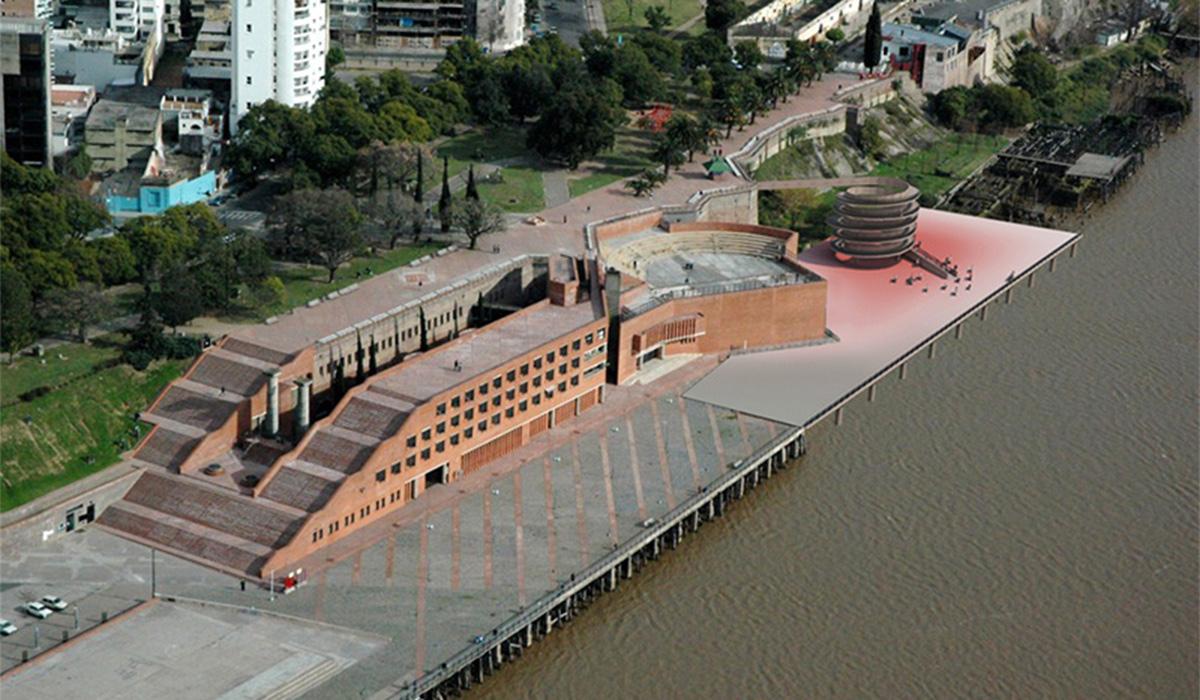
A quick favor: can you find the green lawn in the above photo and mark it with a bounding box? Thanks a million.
[259,243,441,319]
[478,166,545,212]
[1,338,122,401]
[567,127,656,198]
[424,126,532,192]
[0,357,186,512]
[603,0,703,36]
[871,133,1008,197]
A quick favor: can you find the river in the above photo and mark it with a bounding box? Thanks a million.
[472,91,1200,697]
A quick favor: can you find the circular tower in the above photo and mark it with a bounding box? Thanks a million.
[827,178,921,260]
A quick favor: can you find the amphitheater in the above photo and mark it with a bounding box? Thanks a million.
[600,225,802,291]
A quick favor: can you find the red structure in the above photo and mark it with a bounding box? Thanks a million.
[639,103,674,132]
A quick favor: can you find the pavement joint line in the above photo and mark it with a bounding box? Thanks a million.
[385,532,396,586]
[541,456,558,581]
[513,471,527,607]
[599,435,620,547]
[707,404,729,469]
[571,440,590,568]
[625,416,648,522]
[450,504,461,593]
[414,516,429,676]
[678,396,702,490]
[650,400,676,510]
[482,490,494,590]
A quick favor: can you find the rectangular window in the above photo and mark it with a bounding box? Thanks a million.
[506,389,515,400]
[573,339,581,351]
[546,352,555,363]
[479,421,488,433]
[533,376,542,387]
[519,400,528,411]
[571,375,579,387]
[505,407,514,418]
[936,51,944,61]
[421,448,431,460]
[407,455,417,467]
[479,402,487,414]
[465,426,474,439]
[572,357,580,369]
[598,328,606,341]
[534,358,543,370]
[451,415,460,427]
[584,361,606,378]
[450,434,460,446]
[558,363,567,375]
[532,394,541,405]
[492,396,501,407]
[558,381,567,392]
[547,369,555,381]
[391,462,401,475]
[586,333,594,344]
[480,383,488,395]
[451,396,460,408]
[436,403,446,415]
[436,441,445,453]
[520,382,528,394]
[437,422,446,434]
[376,470,385,482]
[421,428,431,441]
[406,435,417,448]
[492,376,502,389]
[465,408,474,420]
[465,389,475,401]
[506,369,516,382]
[520,363,529,376]
[491,413,501,425]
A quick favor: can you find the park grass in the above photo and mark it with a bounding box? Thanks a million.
[602,0,703,36]
[477,166,545,212]
[871,132,1008,197]
[0,357,186,512]
[257,243,441,319]
[0,338,122,401]
[567,127,656,198]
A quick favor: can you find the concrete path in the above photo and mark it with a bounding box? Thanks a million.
[542,169,570,208]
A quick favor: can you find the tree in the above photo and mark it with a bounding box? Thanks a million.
[466,164,480,201]
[858,116,885,158]
[268,188,363,281]
[250,276,286,310]
[1008,46,1057,104]
[976,84,1036,130]
[665,114,706,162]
[734,41,764,72]
[825,27,845,43]
[0,265,35,360]
[652,130,687,176]
[92,236,138,286]
[438,156,453,233]
[452,199,506,250]
[864,2,882,69]
[625,168,666,197]
[356,141,421,199]
[366,192,422,249]
[683,32,733,72]
[644,5,670,31]
[613,45,666,106]
[38,283,113,343]
[154,267,205,331]
[705,0,746,31]
[528,78,624,169]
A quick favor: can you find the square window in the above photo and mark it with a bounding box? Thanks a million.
[450,434,460,445]
[506,389,515,400]
[451,396,460,408]
[376,470,385,482]
[421,448,431,460]
[479,421,488,432]
[407,455,417,467]
[451,415,460,427]
[391,462,401,475]
[572,358,580,369]
[491,414,501,425]
[546,352,555,363]
[520,363,529,376]
[465,427,474,439]
[558,381,567,392]
[534,358,543,370]
[559,346,568,357]
[479,383,488,395]
[519,400,528,411]
[492,376,502,389]
[465,408,474,420]
[586,333,594,344]
[558,363,567,374]
[437,422,446,434]
[421,428,431,441]
[436,441,445,453]
[506,369,516,382]
[533,394,542,405]
[465,389,475,401]
[436,403,446,415]
[492,395,501,407]
[406,435,417,448]
[533,376,542,387]
[505,407,514,418]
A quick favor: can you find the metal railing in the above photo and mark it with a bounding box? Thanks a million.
[620,271,817,320]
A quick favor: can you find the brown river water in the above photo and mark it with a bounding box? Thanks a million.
[472,94,1200,698]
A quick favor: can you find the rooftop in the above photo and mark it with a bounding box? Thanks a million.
[87,100,161,132]
[883,22,964,48]
[372,300,599,405]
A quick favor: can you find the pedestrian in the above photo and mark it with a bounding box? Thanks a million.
[563,215,568,223]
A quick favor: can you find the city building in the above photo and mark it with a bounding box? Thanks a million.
[0,0,54,19]
[184,19,232,100]
[49,83,96,157]
[51,25,158,88]
[231,0,327,130]
[85,98,161,172]
[881,20,991,93]
[0,17,53,167]
[97,218,829,579]
[330,0,524,73]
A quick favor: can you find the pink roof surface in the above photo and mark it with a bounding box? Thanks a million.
[684,209,1079,426]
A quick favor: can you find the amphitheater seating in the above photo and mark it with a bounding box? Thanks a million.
[100,501,270,576]
[120,470,305,549]
[606,231,786,273]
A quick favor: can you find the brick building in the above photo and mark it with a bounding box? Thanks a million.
[98,223,829,580]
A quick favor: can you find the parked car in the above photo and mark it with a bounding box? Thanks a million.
[22,602,51,619]
[41,595,68,612]
[0,619,17,636]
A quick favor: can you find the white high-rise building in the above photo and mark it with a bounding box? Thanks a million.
[231,0,327,132]
[109,0,163,45]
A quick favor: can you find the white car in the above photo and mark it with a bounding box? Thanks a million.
[0,619,16,636]
[41,595,67,612]
[22,602,51,619]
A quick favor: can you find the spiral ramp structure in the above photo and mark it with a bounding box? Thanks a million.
[826,178,921,260]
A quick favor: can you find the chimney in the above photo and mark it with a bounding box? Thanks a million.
[293,378,312,438]
[264,369,280,437]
